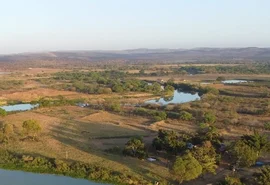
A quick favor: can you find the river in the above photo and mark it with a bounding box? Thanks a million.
[0,169,108,185]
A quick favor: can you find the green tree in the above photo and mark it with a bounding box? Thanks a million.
[123,137,147,159]
[0,108,7,117]
[22,120,41,139]
[241,130,270,155]
[167,78,175,86]
[256,165,270,185]
[191,141,218,174]
[151,82,162,94]
[205,126,220,142]
[172,153,202,184]
[152,130,185,155]
[164,85,175,95]
[231,140,258,167]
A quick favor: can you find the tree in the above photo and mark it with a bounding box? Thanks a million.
[167,78,175,86]
[22,120,41,139]
[256,165,270,185]
[205,126,220,142]
[123,137,147,159]
[0,108,7,117]
[231,140,258,167]
[241,130,270,155]
[152,130,185,155]
[172,153,202,184]
[151,82,162,94]
[191,141,218,174]
[164,85,175,95]
[179,111,193,121]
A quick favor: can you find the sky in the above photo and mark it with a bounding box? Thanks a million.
[0,0,270,54]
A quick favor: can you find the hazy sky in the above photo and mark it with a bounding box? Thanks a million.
[1,0,270,54]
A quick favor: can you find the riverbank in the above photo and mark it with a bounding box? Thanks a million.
[0,149,150,185]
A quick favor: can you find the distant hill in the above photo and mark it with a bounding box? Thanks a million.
[1,47,270,63]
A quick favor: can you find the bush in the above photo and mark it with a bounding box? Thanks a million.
[134,108,167,121]
[179,111,193,121]
[204,112,216,124]
[216,76,226,81]
[0,108,7,117]
[22,120,41,139]
[264,122,270,130]
[219,175,244,185]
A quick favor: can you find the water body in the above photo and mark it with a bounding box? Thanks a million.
[0,104,38,112]
[145,90,200,105]
[0,169,107,185]
[222,80,248,84]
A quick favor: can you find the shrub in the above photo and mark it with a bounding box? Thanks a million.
[0,108,7,117]
[264,122,270,130]
[204,112,216,124]
[179,111,193,121]
[216,76,226,81]
[22,120,41,139]
[219,175,244,185]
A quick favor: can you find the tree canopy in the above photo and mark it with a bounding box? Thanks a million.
[172,153,202,184]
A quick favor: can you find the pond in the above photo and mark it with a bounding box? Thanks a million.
[145,90,200,105]
[0,169,107,185]
[0,104,38,112]
[222,80,248,84]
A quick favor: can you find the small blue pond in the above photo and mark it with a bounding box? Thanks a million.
[0,104,38,112]
[145,90,200,105]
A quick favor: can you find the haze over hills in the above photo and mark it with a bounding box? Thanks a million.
[1,47,270,63]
